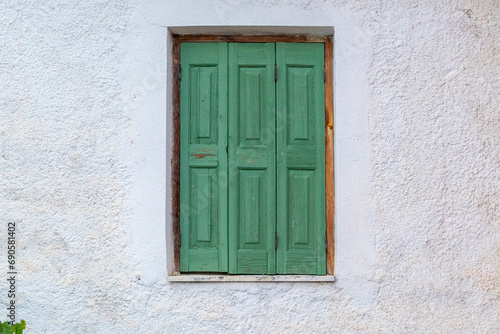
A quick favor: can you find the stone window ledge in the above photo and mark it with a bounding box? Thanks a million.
[168,274,336,283]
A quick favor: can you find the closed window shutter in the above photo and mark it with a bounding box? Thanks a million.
[276,43,326,275]
[180,42,228,272]
[228,43,277,274]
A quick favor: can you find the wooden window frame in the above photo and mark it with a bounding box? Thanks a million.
[170,34,334,276]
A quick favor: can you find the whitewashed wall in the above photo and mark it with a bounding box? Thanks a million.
[1,0,499,332]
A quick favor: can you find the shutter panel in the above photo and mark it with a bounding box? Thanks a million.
[276,43,326,275]
[180,42,228,272]
[228,43,276,274]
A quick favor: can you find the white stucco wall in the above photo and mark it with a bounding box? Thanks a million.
[1,0,499,332]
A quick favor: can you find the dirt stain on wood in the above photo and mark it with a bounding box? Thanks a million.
[191,153,214,159]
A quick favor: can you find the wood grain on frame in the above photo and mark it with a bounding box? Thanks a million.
[324,37,335,275]
[172,39,181,273]
[173,34,329,44]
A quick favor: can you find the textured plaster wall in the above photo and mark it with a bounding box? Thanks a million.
[0,0,499,333]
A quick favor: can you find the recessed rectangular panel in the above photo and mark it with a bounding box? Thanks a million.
[240,68,263,141]
[239,171,264,245]
[190,168,217,245]
[196,170,211,242]
[190,66,218,144]
[289,170,314,245]
[287,66,314,144]
[198,70,212,138]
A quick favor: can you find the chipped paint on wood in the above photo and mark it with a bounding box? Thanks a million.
[190,153,215,159]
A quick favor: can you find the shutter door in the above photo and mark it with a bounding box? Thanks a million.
[180,42,228,272]
[276,43,326,275]
[228,43,276,274]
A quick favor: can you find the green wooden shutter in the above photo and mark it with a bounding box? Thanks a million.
[276,43,326,275]
[180,42,228,272]
[228,43,276,274]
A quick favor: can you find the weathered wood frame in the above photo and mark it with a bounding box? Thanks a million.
[171,34,334,276]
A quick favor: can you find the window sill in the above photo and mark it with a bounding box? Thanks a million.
[168,274,336,283]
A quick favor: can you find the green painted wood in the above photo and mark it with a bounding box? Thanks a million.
[180,42,326,275]
[276,43,326,275]
[180,42,228,272]
[228,43,276,274]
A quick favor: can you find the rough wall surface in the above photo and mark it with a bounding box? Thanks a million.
[0,0,498,333]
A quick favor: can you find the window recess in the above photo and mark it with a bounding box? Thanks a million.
[172,35,334,277]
